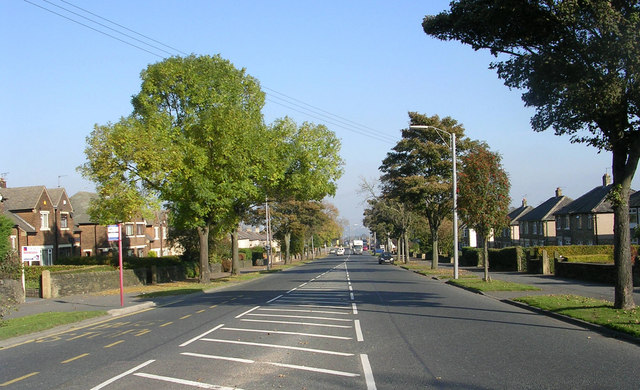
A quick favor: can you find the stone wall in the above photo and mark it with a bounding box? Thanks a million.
[43,269,146,298]
[0,279,25,306]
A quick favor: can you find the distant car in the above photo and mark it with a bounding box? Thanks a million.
[336,247,345,256]
[379,252,394,264]
[329,248,337,254]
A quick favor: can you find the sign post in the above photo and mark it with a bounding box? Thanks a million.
[108,224,124,307]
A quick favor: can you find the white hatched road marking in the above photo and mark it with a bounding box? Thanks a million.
[221,327,352,340]
[179,324,224,347]
[181,352,254,363]
[90,360,155,390]
[258,307,350,315]
[240,318,353,328]
[201,338,354,356]
[134,372,240,389]
[245,313,352,322]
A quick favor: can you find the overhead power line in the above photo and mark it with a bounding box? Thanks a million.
[23,0,398,145]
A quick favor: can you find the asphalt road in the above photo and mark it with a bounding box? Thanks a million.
[2,254,640,389]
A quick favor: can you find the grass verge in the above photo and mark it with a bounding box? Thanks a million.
[448,277,541,292]
[0,311,107,341]
[515,294,640,338]
[399,262,474,279]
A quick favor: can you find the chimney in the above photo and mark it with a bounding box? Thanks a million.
[555,187,562,197]
[0,178,6,188]
[522,198,527,207]
[603,173,612,186]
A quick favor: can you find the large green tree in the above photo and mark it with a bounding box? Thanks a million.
[265,117,344,263]
[458,143,511,281]
[81,54,272,282]
[380,112,474,268]
[424,1,640,308]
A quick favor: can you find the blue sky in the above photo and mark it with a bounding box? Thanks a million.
[1,0,628,234]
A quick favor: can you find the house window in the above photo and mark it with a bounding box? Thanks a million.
[136,223,145,236]
[10,236,16,250]
[154,226,159,240]
[564,216,570,230]
[40,211,50,230]
[630,209,638,228]
[125,224,134,237]
[588,215,593,229]
[532,222,537,235]
[576,215,582,230]
[60,213,69,229]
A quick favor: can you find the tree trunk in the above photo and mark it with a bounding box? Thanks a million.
[612,144,638,309]
[197,225,210,283]
[404,231,410,264]
[431,230,439,270]
[284,232,291,265]
[483,236,491,282]
[231,229,239,276]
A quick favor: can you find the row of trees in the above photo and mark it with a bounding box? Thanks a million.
[80,55,344,282]
[368,1,639,309]
[364,112,510,281]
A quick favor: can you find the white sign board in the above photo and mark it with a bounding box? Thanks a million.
[108,225,120,242]
[22,246,41,265]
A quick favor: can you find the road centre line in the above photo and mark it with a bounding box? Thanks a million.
[235,306,260,318]
[240,319,352,328]
[286,287,298,293]
[179,324,224,347]
[90,359,155,390]
[258,308,350,315]
[354,320,364,342]
[360,354,377,390]
[350,292,355,301]
[200,338,354,356]
[181,352,254,364]
[352,303,358,315]
[133,372,240,390]
[246,313,352,322]
[221,327,352,340]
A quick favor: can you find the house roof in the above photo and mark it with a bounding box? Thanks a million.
[238,230,266,241]
[47,188,71,210]
[554,184,628,215]
[507,203,533,226]
[2,209,36,233]
[629,191,640,208]
[0,186,47,211]
[520,196,573,222]
[69,191,98,225]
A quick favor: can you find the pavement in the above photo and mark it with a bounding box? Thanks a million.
[3,260,640,347]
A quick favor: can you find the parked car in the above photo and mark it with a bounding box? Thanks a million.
[379,252,394,264]
[329,248,337,254]
[336,247,345,256]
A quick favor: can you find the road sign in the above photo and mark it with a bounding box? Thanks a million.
[108,225,120,241]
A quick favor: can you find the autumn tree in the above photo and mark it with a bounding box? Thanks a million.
[380,112,474,268]
[423,0,640,308]
[457,144,511,281]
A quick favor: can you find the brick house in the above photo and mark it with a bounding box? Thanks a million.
[0,180,74,265]
[518,188,573,247]
[70,192,175,257]
[554,174,622,245]
[494,199,533,248]
[628,191,640,244]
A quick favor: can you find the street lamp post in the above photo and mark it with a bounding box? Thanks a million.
[409,125,459,279]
